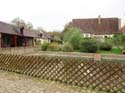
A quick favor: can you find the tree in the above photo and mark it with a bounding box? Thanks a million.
[26,22,33,30]
[11,17,26,27]
[11,17,33,30]
[63,27,82,50]
[48,31,63,42]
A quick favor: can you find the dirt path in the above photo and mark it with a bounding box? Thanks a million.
[0,70,98,93]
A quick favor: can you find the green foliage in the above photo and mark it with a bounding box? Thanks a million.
[62,43,74,52]
[104,37,113,45]
[111,48,122,54]
[80,39,98,53]
[98,48,122,54]
[63,27,82,50]
[99,42,112,51]
[47,43,61,51]
[41,42,50,51]
[113,34,125,49]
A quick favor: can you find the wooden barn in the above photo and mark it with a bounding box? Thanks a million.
[0,21,41,48]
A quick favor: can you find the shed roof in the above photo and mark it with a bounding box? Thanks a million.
[0,21,41,38]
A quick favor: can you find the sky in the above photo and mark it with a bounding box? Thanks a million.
[0,0,125,31]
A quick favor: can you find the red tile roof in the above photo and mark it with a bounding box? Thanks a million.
[71,18,120,35]
[0,21,41,37]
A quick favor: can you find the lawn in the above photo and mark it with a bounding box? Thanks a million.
[98,48,122,54]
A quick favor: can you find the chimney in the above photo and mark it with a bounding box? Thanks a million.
[118,18,121,30]
[20,26,24,35]
[98,15,101,24]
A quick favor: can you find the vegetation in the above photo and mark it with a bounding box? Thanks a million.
[113,34,125,50]
[47,43,61,51]
[80,39,98,53]
[99,42,112,51]
[98,48,122,54]
[48,31,63,43]
[62,43,74,52]
[40,24,125,55]
[41,42,50,51]
[63,27,82,50]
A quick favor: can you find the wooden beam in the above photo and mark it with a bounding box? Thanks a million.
[14,35,17,47]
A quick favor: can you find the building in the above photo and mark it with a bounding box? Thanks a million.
[0,21,51,48]
[121,26,125,34]
[36,31,52,44]
[70,16,121,38]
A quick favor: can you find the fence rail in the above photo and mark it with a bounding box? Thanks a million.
[0,54,124,93]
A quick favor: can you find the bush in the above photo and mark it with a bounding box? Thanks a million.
[62,43,74,52]
[41,42,50,51]
[99,42,112,51]
[47,43,61,51]
[63,27,82,50]
[80,40,98,53]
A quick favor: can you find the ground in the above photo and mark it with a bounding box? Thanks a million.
[0,70,98,93]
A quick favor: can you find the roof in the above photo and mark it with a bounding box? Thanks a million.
[0,21,41,38]
[71,17,120,35]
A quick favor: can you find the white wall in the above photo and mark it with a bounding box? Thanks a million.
[82,33,114,38]
[93,34,114,38]
[82,33,91,38]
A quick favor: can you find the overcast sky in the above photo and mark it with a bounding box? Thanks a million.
[0,0,125,31]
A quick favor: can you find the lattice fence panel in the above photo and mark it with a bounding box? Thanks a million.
[0,54,124,93]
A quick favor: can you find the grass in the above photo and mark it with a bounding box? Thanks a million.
[98,48,122,54]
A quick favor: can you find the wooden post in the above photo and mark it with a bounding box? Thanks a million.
[25,37,27,47]
[94,54,101,62]
[14,35,17,47]
[32,38,34,46]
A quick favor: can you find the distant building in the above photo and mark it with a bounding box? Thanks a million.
[0,21,51,48]
[36,31,52,44]
[121,26,125,34]
[70,16,121,39]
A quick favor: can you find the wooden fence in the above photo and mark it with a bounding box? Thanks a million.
[0,54,124,93]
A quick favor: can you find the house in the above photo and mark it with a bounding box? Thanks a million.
[36,31,52,44]
[70,16,121,39]
[0,21,51,48]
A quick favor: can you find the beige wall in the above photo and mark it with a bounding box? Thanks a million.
[36,38,51,45]
[26,37,33,46]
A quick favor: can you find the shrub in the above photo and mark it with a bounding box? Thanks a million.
[47,43,61,51]
[62,43,74,52]
[41,42,50,51]
[63,27,82,50]
[80,40,98,53]
[99,42,112,51]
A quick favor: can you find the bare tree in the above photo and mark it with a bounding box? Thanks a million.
[11,17,33,30]
[26,22,33,30]
[11,17,26,27]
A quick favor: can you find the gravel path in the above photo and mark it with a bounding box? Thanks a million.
[0,70,98,93]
